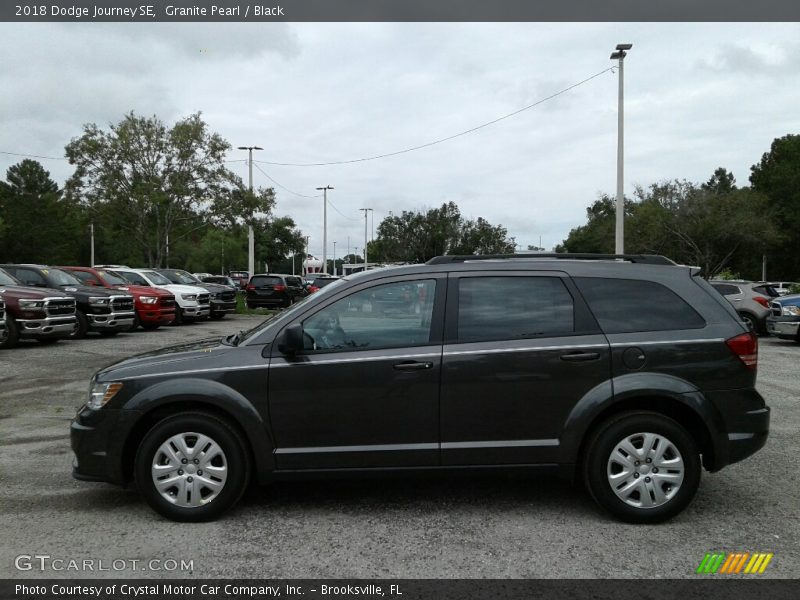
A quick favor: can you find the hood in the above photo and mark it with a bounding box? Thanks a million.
[112,284,171,297]
[774,293,800,306]
[0,284,72,299]
[160,283,208,295]
[96,337,229,380]
[53,284,121,297]
[188,281,230,293]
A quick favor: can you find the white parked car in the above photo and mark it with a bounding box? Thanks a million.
[110,268,211,324]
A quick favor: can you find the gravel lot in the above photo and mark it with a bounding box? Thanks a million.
[0,317,797,579]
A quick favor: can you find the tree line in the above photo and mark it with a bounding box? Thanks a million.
[558,134,800,280]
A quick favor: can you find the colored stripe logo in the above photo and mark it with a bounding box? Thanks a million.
[696,552,773,574]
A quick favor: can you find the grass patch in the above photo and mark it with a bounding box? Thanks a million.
[235,293,279,317]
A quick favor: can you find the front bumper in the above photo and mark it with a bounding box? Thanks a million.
[138,306,176,323]
[87,311,136,330]
[71,407,142,486]
[180,304,210,319]
[17,315,76,337]
[766,315,800,339]
[211,300,236,313]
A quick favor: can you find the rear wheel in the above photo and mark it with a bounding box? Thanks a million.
[738,312,758,334]
[134,412,250,522]
[583,411,701,523]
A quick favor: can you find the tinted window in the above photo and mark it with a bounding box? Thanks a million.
[0,268,20,286]
[313,278,338,288]
[13,268,47,286]
[752,285,779,298]
[251,276,283,287]
[457,276,575,342]
[285,276,302,287]
[96,270,128,286]
[575,277,705,333]
[142,271,172,285]
[303,280,436,351]
[711,283,741,296]
[71,271,100,285]
[117,271,149,286]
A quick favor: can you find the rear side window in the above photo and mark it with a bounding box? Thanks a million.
[285,276,302,287]
[251,276,282,286]
[711,283,741,296]
[575,277,705,333]
[457,276,575,342]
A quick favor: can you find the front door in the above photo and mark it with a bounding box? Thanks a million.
[268,275,446,470]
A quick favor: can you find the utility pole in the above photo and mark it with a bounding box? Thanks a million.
[304,235,310,276]
[316,185,334,274]
[90,222,95,266]
[238,145,263,277]
[165,231,169,268]
[360,208,372,268]
[610,44,632,254]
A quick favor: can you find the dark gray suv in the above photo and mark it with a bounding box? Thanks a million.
[71,254,769,523]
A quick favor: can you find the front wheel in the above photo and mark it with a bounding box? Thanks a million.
[134,412,250,522]
[211,312,226,320]
[69,311,89,339]
[583,411,701,523]
[0,316,20,349]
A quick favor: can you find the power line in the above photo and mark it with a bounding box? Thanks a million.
[0,150,67,161]
[253,66,615,167]
[252,162,321,199]
[327,198,360,222]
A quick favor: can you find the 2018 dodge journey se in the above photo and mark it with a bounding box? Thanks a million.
[71,254,770,523]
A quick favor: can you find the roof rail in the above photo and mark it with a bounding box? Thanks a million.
[425,253,676,266]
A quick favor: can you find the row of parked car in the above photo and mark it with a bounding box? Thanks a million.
[0,263,342,350]
[709,279,800,342]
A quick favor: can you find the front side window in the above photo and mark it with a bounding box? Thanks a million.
[302,279,436,351]
[142,271,172,285]
[116,271,149,286]
[13,268,47,286]
[457,276,575,343]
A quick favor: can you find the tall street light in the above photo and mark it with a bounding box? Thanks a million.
[238,145,262,277]
[360,208,372,268]
[332,241,337,276]
[610,43,632,254]
[316,185,334,274]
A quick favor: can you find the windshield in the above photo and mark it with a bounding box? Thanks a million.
[0,268,20,286]
[142,271,172,285]
[97,270,129,286]
[161,270,198,285]
[46,268,83,286]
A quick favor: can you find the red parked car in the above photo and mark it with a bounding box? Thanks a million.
[228,270,250,290]
[60,266,176,330]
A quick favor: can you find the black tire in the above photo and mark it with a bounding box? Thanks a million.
[99,330,120,337]
[0,316,20,349]
[583,411,701,524]
[69,311,89,339]
[172,308,184,325]
[134,412,250,522]
[211,312,226,320]
[738,312,758,334]
[141,321,161,331]
[36,337,60,345]
[129,313,141,332]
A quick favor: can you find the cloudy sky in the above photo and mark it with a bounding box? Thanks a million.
[1,22,799,256]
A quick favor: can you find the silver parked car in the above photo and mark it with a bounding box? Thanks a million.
[710,280,777,334]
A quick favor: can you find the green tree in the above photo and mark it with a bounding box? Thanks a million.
[369,202,515,263]
[64,111,273,267]
[0,160,84,264]
[749,134,800,279]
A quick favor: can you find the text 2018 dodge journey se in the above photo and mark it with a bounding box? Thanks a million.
[71,254,769,523]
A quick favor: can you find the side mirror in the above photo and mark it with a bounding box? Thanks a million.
[278,323,304,355]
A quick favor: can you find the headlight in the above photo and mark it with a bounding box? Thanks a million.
[19,299,46,310]
[783,305,800,316]
[181,294,197,301]
[87,382,123,409]
[89,297,110,306]
[139,296,158,305]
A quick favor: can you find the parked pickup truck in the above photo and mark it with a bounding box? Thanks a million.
[0,267,76,348]
[0,296,5,341]
[60,266,176,331]
[155,269,236,319]
[0,264,134,339]
[767,294,800,342]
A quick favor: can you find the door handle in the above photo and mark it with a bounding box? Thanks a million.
[393,361,434,371]
[560,351,601,362]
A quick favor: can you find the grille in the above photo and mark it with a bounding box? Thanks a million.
[770,301,782,317]
[45,298,76,316]
[0,299,5,320]
[220,290,236,302]
[111,296,135,312]
[198,293,210,305]
[160,296,175,308]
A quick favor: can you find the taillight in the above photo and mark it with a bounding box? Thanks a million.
[274,284,286,292]
[726,332,758,370]
[246,284,255,291]
[753,296,770,308]
[309,286,320,293]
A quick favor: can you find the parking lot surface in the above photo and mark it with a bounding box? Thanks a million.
[1,317,798,578]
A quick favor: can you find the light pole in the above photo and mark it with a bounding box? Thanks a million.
[360,208,372,268]
[610,43,632,255]
[238,145,263,277]
[90,222,95,266]
[332,241,337,276]
[316,185,334,274]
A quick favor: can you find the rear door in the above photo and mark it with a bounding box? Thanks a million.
[439,271,611,466]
